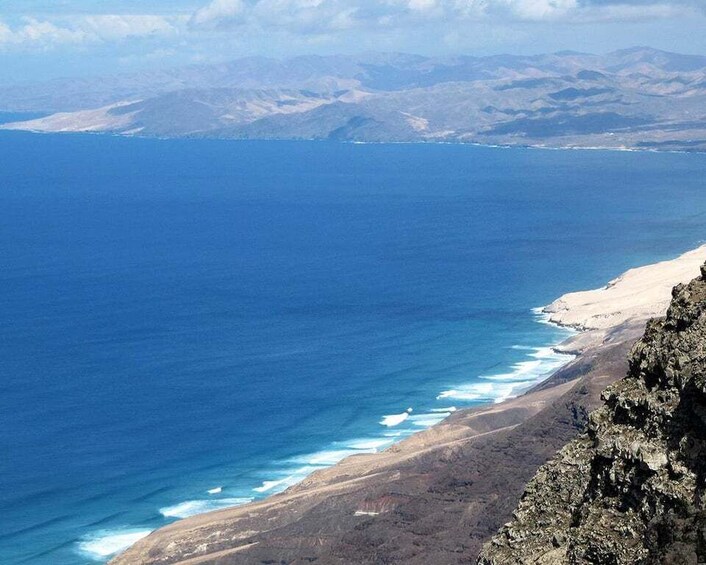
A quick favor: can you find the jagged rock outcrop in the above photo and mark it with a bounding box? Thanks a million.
[479,265,706,564]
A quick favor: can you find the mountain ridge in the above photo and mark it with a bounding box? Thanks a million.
[3,47,706,151]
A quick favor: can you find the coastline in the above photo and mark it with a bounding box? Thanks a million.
[1,127,705,156]
[111,244,706,565]
[83,294,575,561]
[543,244,706,332]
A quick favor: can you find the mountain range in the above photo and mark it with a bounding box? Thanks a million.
[2,47,706,151]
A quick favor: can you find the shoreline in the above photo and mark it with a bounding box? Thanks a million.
[1,127,705,156]
[543,244,706,332]
[82,302,575,561]
[111,244,706,565]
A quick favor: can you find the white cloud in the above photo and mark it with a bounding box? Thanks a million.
[498,0,580,22]
[0,0,701,57]
[573,3,684,22]
[187,0,700,33]
[0,18,88,47]
[190,0,247,28]
[406,0,441,13]
[250,0,360,32]
[81,15,180,41]
[0,14,182,49]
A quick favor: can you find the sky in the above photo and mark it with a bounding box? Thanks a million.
[1,0,706,84]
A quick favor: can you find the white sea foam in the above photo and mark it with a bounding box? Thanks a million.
[268,436,401,488]
[307,449,361,465]
[408,412,450,427]
[253,473,307,493]
[293,448,372,466]
[479,347,572,383]
[261,438,395,495]
[429,406,457,413]
[438,381,534,404]
[207,486,222,495]
[253,479,289,493]
[159,497,253,519]
[380,407,413,427]
[479,359,544,381]
[253,437,396,496]
[383,429,414,438]
[77,529,152,560]
[438,381,495,400]
[252,464,322,494]
[345,438,394,450]
[255,441,393,497]
[438,342,574,404]
[532,306,569,328]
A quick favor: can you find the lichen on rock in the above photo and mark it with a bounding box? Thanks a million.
[478,263,706,565]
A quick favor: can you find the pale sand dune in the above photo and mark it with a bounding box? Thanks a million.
[0,101,142,133]
[544,244,706,330]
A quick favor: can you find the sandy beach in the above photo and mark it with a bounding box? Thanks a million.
[112,244,706,565]
[544,244,706,331]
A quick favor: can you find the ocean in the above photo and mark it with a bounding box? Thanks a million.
[1,133,705,564]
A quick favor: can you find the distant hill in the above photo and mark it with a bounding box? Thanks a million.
[3,47,706,151]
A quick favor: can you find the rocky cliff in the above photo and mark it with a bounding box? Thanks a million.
[479,265,706,564]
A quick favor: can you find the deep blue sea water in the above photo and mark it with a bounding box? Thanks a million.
[1,133,706,564]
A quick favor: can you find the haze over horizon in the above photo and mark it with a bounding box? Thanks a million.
[1,0,705,84]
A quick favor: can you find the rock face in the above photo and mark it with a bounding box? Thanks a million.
[479,266,706,564]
